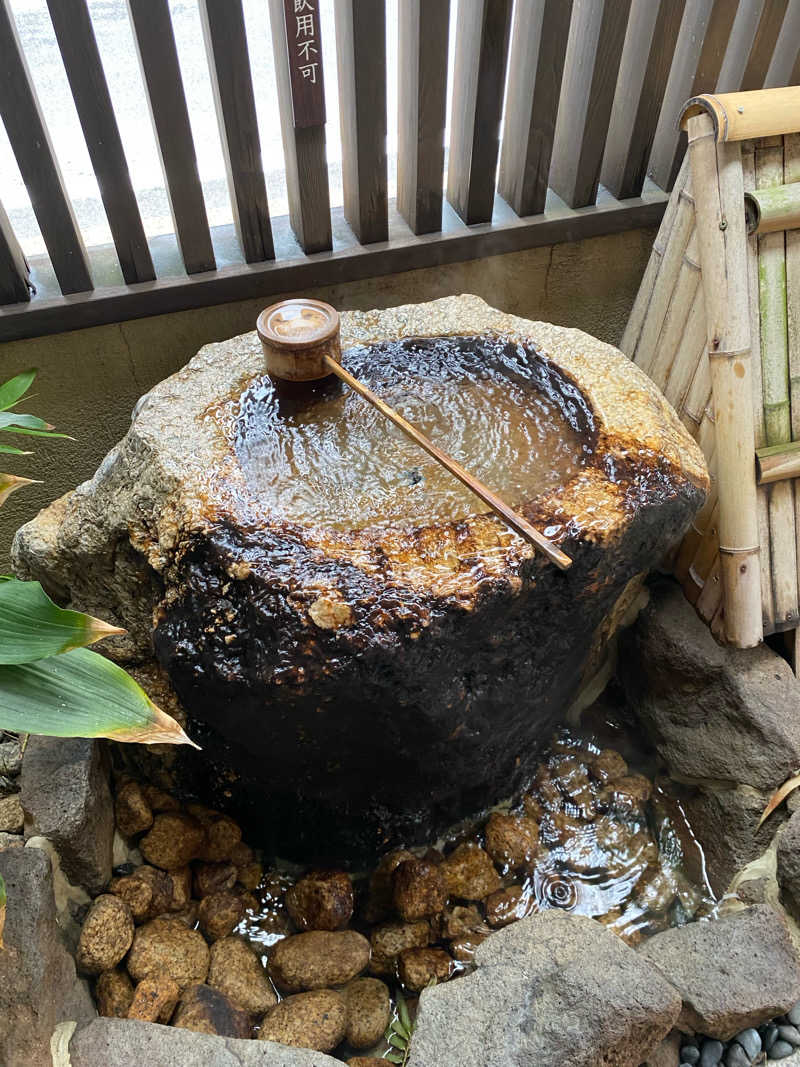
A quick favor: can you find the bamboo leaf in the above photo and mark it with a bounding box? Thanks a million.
[0,412,52,432]
[0,370,35,412]
[0,872,5,948]
[759,772,800,828]
[0,647,199,746]
[0,445,32,456]
[0,475,39,507]
[0,579,126,664]
[0,426,72,440]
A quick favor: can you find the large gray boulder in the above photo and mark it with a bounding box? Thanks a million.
[638,904,800,1040]
[406,911,681,1067]
[69,1018,343,1067]
[0,846,95,1067]
[20,736,113,894]
[777,811,800,917]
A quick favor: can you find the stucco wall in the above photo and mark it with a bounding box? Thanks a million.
[0,225,654,566]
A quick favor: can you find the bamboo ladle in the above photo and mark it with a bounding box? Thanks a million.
[256,299,572,571]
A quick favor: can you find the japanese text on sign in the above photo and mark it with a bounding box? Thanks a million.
[282,0,326,128]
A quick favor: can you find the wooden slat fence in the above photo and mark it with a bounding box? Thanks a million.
[0,0,798,341]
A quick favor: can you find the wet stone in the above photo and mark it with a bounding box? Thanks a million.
[109,864,172,922]
[392,859,447,921]
[142,784,181,812]
[369,920,430,976]
[442,843,502,901]
[138,813,205,870]
[127,975,180,1023]
[484,813,538,872]
[168,865,192,911]
[449,933,488,962]
[485,885,534,928]
[114,781,153,838]
[77,894,135,976]
[343,977,391,1050]
[197,889,245,941]
[269,930,370,993]
[589,749,628,785]
[207,936,277,1015]
[259,989,347,1053]
[95,969,134,1018]
[198,813,242,862]
[398,947,455,992]
[172,982,251,1038]
[126,916,210,989]
[788,1003,800,1026]
[286,869,354,931]
[193,860,237,897]
[365,849,415,922]
[437,904,482,940]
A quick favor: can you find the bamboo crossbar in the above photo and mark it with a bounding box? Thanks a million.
[756,441,800,485]
[745,182,800,235]
[680,88,800,144]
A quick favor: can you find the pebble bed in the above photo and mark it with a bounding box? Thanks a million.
[679,1006,800,1065]
[66,713,719,1062]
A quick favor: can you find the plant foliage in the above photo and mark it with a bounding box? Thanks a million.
[385,992,415,1065]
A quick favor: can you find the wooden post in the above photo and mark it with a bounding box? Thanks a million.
[0,199,30,304]
[687,111,761,647]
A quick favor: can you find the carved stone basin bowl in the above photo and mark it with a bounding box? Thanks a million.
[12,295,708,862]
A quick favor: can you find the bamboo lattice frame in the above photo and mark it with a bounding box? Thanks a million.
[622,87,800,649]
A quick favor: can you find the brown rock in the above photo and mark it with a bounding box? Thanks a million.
[590,749,628,785]
[599,774,652,816]
[398,947,454,992]
[347,1060,386,1067]
[392,859,447,920]
[437,904,482,940]
[138,812,205,870]
[523,794,544,821]
[114,781,153,838]
[442,843,501,900]
[449,932,488,961]
[539,811,588,849]
[141,784,180,812]
[95,969,134,1018]
[229,841,254,867]
[127,975,180,1023]
[369,920,430,976]
[0,794,23,834]
[169,902,199,928]
[126,917,210,989]
[286,869,354,931]
[343,977,391,1050]
[259,989,347,1053]
[199,814,242,863]
[172,983,251,1038]
[485,885,535,928]
[198,890,246,941]
[269,930,370,993]
[168,865,192,911]
[77,894,135,975]
[237,862,263,891]
[110,865,172,921]
[365,849,415,922]
[193,861,237,897]
[484,813,539,871]
[208,936,277,1015]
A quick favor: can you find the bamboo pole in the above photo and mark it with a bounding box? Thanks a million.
[745,183,800,235]
[686,112,761,647]
[756,137,798,631]
[786,135,800,637]
[680,88,800,145]
[650,230,702,394]
[697,553,722,623]
[662,284,705,411]
[757,441,800,484]
[683,499,719,606]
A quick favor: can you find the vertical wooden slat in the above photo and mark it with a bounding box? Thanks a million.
[446,0,513,225]
[0,199,31,305]
[603,0,686,200]
[0,0,92,295]
[549,0,633,209]
[45,0,154,286]
[786,135,800,629]
[397,0,450,235]
[764,0,800,87]
[335,0,387,244]
[199,0,274,264]
[497,0,572,218]
[740,0,790,90]
[267,0,331,253]
[126,0,215,275]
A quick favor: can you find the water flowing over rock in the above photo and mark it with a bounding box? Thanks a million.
[12,296,707,861]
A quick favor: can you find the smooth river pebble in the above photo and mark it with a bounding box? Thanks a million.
[788,1002,800,1027]
[700,1039,725,1067]
[724,1045,751,1067]
[734,1028,762,1060]
[769,1040,795,1060]
[778,1024,800,1046]
[680,1046,701,1066]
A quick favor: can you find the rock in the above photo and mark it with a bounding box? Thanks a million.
[347,1060,385,1067]
[699,1039,724,1067]
[110,865,173,921]
[589,748,628,784]
[77,894,135,975]
[638,905,800,1039]
[365,849,415,922]
[172,983,251,1038]
[268,930,370,993]
[398,947,455,992]
[115,781,153,838]
[449,933,488,961]
[680,1044,700,1065]
[393,859,448,920]
[485,884,535,928]
[20,736,114,894]
[778,813,800,917]
[735,1028,762,1059]
[620,580,800,794]
[208,936,277,1015]
[142,785,181,813]
[0,831,23,849]
[0,846,95,1067]
[0,736,22,777]
[259,990,347,1053]
[95,969,134,1018]
[770,1040,795,1059]
[127,917,210,989]
[286,869,354,931]
[778,1024,800,1045]
[168,865,192,911]
[342,977,391,1050]
[197,889,246,941]
[70,1017,346,1064]
[442,843,501,900]
[128,976,180,1023]
[197,813,242,862]
[237,861,263,890]
[724,1044,750,1067]
[230,841,254,866]
[194,860,238,896]
[0,793,23,832]
[369,920,430,976]
[643,1030,682,1067]
[12,296,707,864]
[406,912,681,1067]
[437,904,482,939]
[139,813,205,870]
[484,812,538,871]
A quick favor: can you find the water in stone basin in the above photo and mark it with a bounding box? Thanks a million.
[234,334,593,531]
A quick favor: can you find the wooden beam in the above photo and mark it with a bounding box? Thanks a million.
[127,0,216,275]
[0,192,668,342]
[0,199,30,305]
[334,0,388,244]
[740,0,790,90]
[549,0,633,209]
[396,0,450,235]
[267,0,332,253]
[497,0,573,218]
[198,0,274,264]
[446,0,513,224]
[0,0,92,295]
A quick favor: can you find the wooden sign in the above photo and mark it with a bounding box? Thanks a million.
[282,0,326,128]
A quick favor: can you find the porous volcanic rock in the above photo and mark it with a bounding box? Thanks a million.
[12,296,707,861]
[406,911,680,1067]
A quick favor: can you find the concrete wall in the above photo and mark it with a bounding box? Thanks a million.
[0,225,654,566]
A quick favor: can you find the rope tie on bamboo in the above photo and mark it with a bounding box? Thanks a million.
[718,545,760,556]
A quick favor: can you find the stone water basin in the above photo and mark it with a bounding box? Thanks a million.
[12,295,708,862]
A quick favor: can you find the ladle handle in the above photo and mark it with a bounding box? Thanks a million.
[322,354,573,571]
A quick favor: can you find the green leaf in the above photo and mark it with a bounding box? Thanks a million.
[0,444,31,456]
[393,1020,411,1041]
[388,1034,407,1050]
[397,993,412,1032]
[0,647,199,746]
[0,370,35,412]
[0,579,126,664]
[0,426,72,440]
[0,474,38,508]
[0,412,52,432]
[385,1054,404,1065]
